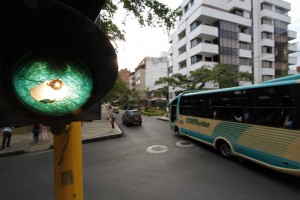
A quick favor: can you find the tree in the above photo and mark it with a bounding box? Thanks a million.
[131,89,146,109]
[100,0,180,42]
[101,77,130,103]
[155,64,253,90]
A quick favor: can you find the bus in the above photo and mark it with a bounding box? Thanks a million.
[167,74,300,176]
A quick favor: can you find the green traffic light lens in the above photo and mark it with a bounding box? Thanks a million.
[12,50,93,116]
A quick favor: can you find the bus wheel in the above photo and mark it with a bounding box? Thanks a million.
[177,128,183,136]
[219,142,231,158]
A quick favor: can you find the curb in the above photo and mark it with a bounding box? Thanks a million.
[0,124,123,158]
[0,149,26,158]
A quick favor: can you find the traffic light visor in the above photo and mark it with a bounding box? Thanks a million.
[12,50,93,116]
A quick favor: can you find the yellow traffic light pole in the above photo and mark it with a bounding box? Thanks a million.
[53,122,83,200]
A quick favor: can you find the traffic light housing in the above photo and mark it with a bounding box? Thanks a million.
[0,0,118,127]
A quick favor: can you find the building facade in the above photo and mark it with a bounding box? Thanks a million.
[129,56,168,92]
[118,68,131,88]
[168,0,297,100]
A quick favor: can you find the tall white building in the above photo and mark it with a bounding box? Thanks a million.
[129,56,168,92]
[168,0,297,100]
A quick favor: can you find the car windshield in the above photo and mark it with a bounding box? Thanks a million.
[131,111,140,116]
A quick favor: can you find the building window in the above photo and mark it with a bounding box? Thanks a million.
[178,30,186,41]
[220,47,238,56]
[190,38,201,48]
[190,21,201,32]
[239,42,250,50]
[205,57,212,62]
[261,17,272,25]
[275,6,285,14]
[239,26,250,34]
[191,55,202,65]
[239,58,250,65]
[262,75,273,82]
[261,3,272,11]
[262,32,272,39]
[262,61,272,68]
[262,46,272,54]
[178,45,186,55]
[231,9,243,16]
[191,0,194,6]
[179,60,187,69]
[184,5,188,13]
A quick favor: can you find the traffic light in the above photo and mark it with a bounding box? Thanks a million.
[0,0,118,127]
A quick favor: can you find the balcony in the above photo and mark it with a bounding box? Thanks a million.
[239,49,252,58]
[168,46,173,56]
[288,43,297,53]
[261,67,275,76]
[239,65,252,73]
[177,52,187,63]
[239,33,251,43]
[168,34,173,43]
[260,9,291,24]
[260,54,275,62]
[288,30,297,41]
[177,37,186,50]
[189,24,218,41]
[261,24,274,33]
[260,0,291,11]
[288,56,297,65]
[189,43,219,57]
[190,61,217,72]
[261,38,274,47]
[227,0,251,12]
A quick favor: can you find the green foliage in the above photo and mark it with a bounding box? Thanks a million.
[102,77,130,103]
[141,108,165,116]
[100,0,180,42]
[155,64,253,90]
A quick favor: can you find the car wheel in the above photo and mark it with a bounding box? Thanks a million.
[138,122,142,126]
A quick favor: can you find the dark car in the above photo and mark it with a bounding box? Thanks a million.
[122,110,142,126]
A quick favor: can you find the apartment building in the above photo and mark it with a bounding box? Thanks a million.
[129,56,168,92]
[168,0,297,100]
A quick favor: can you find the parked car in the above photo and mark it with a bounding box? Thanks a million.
[122,110,142,126]
[112,106,119,114]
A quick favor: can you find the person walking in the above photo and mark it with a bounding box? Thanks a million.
[1,127,12,150]
[40,124,48,141]
[32,125,40,144]
[110,113,116,129]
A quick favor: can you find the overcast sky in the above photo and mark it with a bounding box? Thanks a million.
[115,0,300,72]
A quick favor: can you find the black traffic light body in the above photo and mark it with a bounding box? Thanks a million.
[0,0,118,127]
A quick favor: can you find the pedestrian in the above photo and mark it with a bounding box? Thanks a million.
[32,124,40,144]
[1,127,12,150]
[110,113,116,129]
[40,124,48,141]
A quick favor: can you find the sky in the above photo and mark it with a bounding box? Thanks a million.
[115,0,300,72]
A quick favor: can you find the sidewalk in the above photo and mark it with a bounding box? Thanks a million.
[0,111,169,158]
[0,110,122,158]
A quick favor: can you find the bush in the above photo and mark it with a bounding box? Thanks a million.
[141,108,165,116]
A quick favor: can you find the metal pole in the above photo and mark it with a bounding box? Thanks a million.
[53,122,83,200]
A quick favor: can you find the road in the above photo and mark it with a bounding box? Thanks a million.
[0,114,299,200]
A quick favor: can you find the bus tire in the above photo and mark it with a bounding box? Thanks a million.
[177,127,183,136]
[218,141,232,158]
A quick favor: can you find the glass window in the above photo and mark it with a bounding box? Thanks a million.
[191,55,202,64]
[190,21,201,32]
[262,61,272,68]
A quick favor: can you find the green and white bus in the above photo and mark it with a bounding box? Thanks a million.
[168,74,300,176]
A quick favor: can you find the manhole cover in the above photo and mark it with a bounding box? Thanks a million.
[147,145,169,153]
[176,141,194,147]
